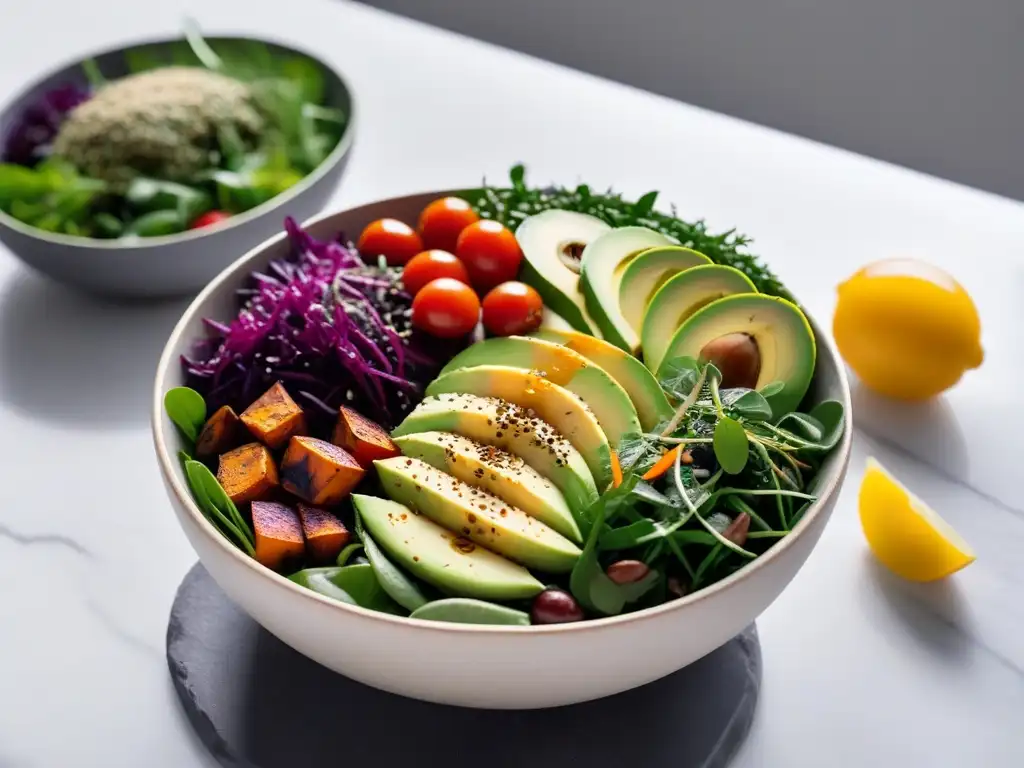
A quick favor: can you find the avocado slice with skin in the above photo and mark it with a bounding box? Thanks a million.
[392,394,598,518]
[657,294,817,417]
[374,457,582,573]
[579,226,675,352]
[531,329,673,432]
[438,336,641,446]
[516,210,611,335]
[642,264,757,374]
[394,431,582,543]
[425,365,613,490]
[619,246,712,335]
[352,494,545,600]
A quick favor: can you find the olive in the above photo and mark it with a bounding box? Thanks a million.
[606,559,650,585]
[530,588,585,625]
[700,333,761,389]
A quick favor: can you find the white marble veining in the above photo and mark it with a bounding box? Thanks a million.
[1,0,1022,765]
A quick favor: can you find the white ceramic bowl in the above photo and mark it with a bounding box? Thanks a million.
[152,189,852,709]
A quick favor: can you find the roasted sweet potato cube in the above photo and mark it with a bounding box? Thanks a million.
[297,503,351,564]
[195,405,242,458]
[332,406,401,468]
[252,501,305,572]
[216,443,279,504]
[240,382,307,449]
[280,436,365,506]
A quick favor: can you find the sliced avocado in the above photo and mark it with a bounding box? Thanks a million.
[516,210,611,335]
[425,365,612,490]
[619,246,712,335]
[352,494,544,600]
[374,458,582,573]
[658,294,817,416]
[393,430,581,543]
[392,394,598,517]
[642,265,757,373]
[438,336,641,445]
[531,329,673,432]
[579,226,674,352]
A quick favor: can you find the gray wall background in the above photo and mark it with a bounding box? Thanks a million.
[355,0,1024,201]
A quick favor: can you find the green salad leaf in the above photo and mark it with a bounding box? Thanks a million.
[163,386,207,442]
[288,565,405,614]
[409,598,530,626]
[183,460,255,555]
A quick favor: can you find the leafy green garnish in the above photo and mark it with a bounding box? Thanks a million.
[335,542,364,566]
[463,165,790,298]
[713,417,749,475]
[289,565,405,614]
[183,460,255,555]
[409,598,530,626]
[163,386,207,442]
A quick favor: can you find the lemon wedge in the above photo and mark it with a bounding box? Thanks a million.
[859,457,975,582]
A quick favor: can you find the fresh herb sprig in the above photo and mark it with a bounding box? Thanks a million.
[462,164,791,299]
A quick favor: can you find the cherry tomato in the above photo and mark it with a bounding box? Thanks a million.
[417,197,480,252]
[412,278,481,338]
[357,218,424,266]
[481,281,544,336]
[401,250,470,296]
[190,210,232,229]
[455,220,522,292]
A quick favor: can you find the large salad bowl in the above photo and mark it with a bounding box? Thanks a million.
[152,189,852,709]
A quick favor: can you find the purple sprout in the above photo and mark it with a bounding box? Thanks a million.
[182,217,465,431]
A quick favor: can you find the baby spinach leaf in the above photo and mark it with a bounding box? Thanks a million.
[692,543,726,589]
[670,529,718,546]
[125,177,212,223]
[617,569,661,603]
[409,598,530,626]
[184,460,254,555]
[335,542,364,566]
[289,565,406,615]
[183,459,253,547]
[775,411,824,442]
[164,386,207,443]
[808,400,846,452]
[355,511,428,612]
[125,209,187,238]
[722,388,773,421]
[570,475,640,616]
[714,417,749,475]
[759,380,785,397]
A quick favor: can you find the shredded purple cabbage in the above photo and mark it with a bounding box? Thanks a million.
[182,217,464,431]
[2,84,91,166]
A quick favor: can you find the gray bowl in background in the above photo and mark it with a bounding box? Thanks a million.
[0,35,356,299]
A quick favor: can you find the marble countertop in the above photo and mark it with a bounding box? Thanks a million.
[1,1,1021,765]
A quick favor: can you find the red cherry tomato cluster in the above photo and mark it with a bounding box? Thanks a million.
[355,197,544,340]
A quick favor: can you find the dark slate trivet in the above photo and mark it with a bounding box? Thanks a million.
[168,563,761,768]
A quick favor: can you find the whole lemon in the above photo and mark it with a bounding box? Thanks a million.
[833,259,983,400]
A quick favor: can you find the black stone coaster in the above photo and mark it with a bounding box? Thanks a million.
[168,563,762,768]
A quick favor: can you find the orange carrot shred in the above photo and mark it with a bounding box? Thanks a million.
[642,446,682,481]
[610,450,623,488]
